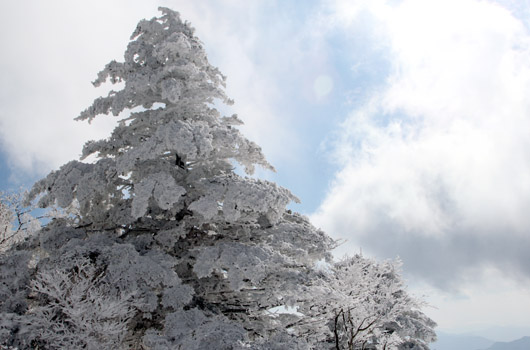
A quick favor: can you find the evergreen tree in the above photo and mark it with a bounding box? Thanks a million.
[0,8,435,349]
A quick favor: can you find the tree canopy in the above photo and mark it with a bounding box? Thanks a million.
[0,8,436,350]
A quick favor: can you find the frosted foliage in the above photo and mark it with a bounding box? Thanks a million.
[75,6,272,175]
[84,242,194,313]
[32,161,92,208]
[143,309,247,350]
[28,160,120,226]
[164,309,208,340]
[189,175,297,224]
[77,12,225,120]
[187,195,218,220]
[193,243,283,290]
[1,191,42,252]
[252,332,310,350]
[114,119,201,174]
[3,7,436,350]
[263,213,335,264]
[154,223,187,249]
[0,251,32,315]
[131,172,185,219]
[0,202,11,241]
[223,178,294,223]
[297,256,437,349]
[161,285,193,309]
[161,77,184,104]
[28,259,134,350]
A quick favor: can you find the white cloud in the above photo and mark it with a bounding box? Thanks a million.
[313,0,530,289]
[313,75,334,99]
[0,0,157,174]
[416,268,530,339]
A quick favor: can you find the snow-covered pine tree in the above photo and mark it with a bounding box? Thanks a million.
[0,8,436,349]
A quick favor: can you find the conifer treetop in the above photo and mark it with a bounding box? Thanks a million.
[27,7,295,228]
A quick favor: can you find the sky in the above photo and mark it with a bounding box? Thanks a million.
[1,0,530,342]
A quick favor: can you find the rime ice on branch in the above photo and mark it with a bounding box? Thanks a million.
[1,8,436,349]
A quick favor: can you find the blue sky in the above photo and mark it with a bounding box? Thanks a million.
[1,0,530,341]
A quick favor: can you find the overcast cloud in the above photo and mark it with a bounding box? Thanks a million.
[312,0,530,289]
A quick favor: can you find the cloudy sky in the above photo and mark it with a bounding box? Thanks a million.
[1,0,530,341]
